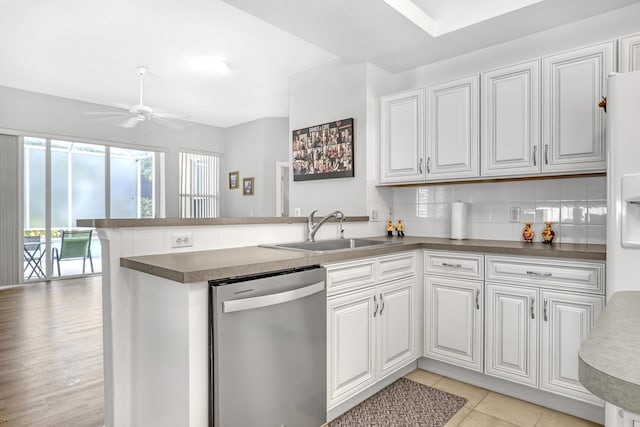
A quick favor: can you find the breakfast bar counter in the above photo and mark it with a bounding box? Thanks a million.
[579,291,640,414]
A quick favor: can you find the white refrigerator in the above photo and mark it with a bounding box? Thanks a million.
[605,70,640,425]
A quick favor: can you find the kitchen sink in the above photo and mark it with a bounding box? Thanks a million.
[261,238,399,253]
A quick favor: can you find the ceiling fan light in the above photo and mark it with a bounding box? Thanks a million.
[190,56,229,73]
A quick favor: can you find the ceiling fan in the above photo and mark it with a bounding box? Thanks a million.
[87,66,182,129]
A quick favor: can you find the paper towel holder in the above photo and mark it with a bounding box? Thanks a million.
[450,200,467,240]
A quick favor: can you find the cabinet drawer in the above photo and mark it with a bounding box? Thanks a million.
[485,256,604,294]
[326,258,376,295]
[378,252,416,283]
[424,251,484,279]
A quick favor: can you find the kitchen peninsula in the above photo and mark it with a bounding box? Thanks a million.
[83,217,605,427]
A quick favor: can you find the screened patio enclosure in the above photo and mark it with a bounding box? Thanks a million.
[23,137,163,282]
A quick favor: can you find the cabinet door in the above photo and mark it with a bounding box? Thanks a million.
[620,33,640,72]
[481,61,540,177]
[425,276,483,372]
[540,291,604,405]
[327,288,376,408]
[377,277,416,379]
[542,42,614,173]
[426,75,479,180]
[485,283,539,387]
[380,89,425,183]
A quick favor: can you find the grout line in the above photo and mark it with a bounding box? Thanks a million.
[452,408,473,427]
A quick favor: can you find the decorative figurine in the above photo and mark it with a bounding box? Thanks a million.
[386,219,395,237]
[396,219,404,237]
[522,222,534,243]
[542,221,555,243]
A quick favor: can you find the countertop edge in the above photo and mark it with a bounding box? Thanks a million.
[578,291,640,414]
[579,356,640,414]
[119,238,605,283]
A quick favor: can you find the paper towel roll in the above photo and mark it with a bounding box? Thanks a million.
[451,201,467,240]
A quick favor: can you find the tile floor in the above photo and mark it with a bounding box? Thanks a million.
[404,369,603,427]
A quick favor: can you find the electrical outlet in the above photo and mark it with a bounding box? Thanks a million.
[294,208,301,217]
[171,232,193,248]
[370,208,379,222]
[510,207,521,223]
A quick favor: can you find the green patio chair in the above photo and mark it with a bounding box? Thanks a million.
[52,230,94,276]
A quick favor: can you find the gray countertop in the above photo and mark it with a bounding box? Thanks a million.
[120,236,605,283]
[579,291,640,414]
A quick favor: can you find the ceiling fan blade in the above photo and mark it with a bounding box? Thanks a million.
[120,116,140,129]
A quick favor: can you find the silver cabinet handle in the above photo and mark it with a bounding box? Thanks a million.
[530,297,535,320]
[419,157,423,174]
[544,144,549,165]
[533,146,537,166]
[223,281,324,313]
[373,294,378,317]
[379,293,385,315]
[442,263,462,268]
[543,298,548,322]
[475,290,480,310]
[526,270,552,277]
[426,156,431,174]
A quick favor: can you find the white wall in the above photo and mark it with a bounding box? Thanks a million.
[0,85,226,218]
[392,3,640,91]
[220,117,289,217]
[288,61,397,221]
[365,63,395,223]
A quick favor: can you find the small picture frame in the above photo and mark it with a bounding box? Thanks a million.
[243,177,254,196]
[229,171,239,189]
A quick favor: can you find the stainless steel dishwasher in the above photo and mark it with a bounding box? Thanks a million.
[209,265,326,427]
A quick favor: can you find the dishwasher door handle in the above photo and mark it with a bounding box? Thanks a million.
[222,281,325,313]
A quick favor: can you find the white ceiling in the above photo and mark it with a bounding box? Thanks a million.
[2,0,640,128]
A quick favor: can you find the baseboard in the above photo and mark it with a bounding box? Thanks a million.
[326,360,418,422]
[418,358,605,425]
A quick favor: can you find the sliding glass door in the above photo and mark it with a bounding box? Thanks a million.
[23,137,163,281]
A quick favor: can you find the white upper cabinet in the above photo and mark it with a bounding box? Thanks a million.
[380,89,425,183]
[427,75,479,180]
[541,41,615,173]
[481,61,541,177]
[620,32,640,72]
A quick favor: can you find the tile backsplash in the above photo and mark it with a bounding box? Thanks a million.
[392,177,606,244]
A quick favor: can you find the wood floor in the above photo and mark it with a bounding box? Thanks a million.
[0,277,104,426]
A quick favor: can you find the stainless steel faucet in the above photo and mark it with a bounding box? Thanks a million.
[307,210,345,242]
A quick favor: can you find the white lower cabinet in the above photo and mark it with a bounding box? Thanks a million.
[485,281,605,404]
[327,287,377,407]
[485,283,539,387]
[378,279,416,378]
[424,276,483,372]
[326,254,418,410]
[540,290,604,405]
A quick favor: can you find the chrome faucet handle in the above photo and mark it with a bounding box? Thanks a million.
[308,209,318,226]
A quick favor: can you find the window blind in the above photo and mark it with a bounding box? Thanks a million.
[0,135,21,286]
[178,152,219,218]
